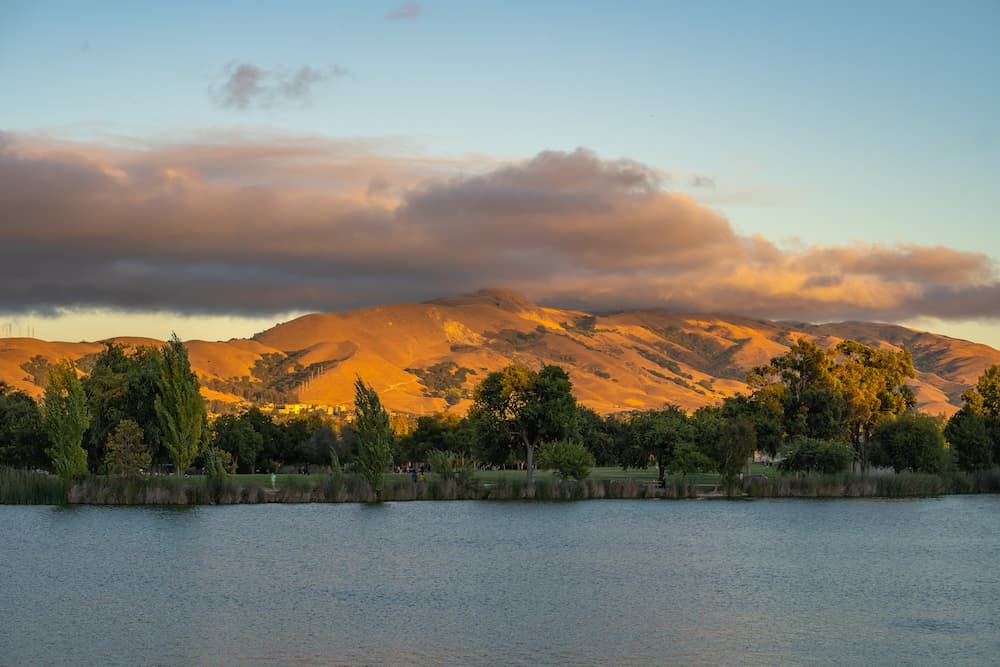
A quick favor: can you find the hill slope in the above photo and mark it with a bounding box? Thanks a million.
[2,289,998,417]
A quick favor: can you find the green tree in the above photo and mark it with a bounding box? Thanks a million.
[354,376,393,499]
[0,383,49,469]
[103,419,151,476]
[41,360,92,484]
[211,412,264,473]
[943,365,1000,470]
[974,364,1000,417]
[778,437,853,475]
[469,365,578,487]
[400,413,474,464]
[536,439,595,480]
[236,407,282,470]
[832,340,915,470]
[577,406,626,466]
[154,334,207,477]
[83,343,164,468]
[944,405,992,471]
[690,404,723,466]
[748,340,839,441]
[624,405,692,485]
[869,413,946,473]
[717,415,756,496]
[664,441,714,477]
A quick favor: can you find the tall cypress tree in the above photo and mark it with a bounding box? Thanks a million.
[155,333,207,477]
[41,360,92,485]
[354,376,393,499]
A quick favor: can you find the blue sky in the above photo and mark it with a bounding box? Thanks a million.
[1,0,998,346]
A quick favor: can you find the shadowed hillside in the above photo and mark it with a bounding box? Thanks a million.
[2,289,998,417]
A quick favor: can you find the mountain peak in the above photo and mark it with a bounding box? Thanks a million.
[426,288,537,312]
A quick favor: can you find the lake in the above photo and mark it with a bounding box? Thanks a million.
[2,496,999,665]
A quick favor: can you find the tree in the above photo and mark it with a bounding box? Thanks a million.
[831,340,915,470]
[354,376,393,499]
[869,413,946,473]
[240,408,284,470]
[83,343,164,468]
[211,413,263,473]
[778,437,853,475]
[943,365,1000,471]
[664,441,714,477]
[945,405,992,471]
[749,339,845,444]
[748,338,915,470]
[399,413,474,464]
[974,364,1000,417]
[154,334,207,477]
[577,407,626,466]
[717,415,756,496]
[0,383,49,469]
[624,405,691,485]
[536,440,594,480]
[103,419,151,476]
[469,364,578,487]
[82,343,129,469]
[41,360,92,484]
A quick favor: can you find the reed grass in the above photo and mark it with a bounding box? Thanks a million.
[0,468,66,504]
[6,467,999,505]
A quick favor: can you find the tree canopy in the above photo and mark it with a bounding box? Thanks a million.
[470,364,578,486]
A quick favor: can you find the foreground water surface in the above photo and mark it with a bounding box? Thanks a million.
[2,496,999,666]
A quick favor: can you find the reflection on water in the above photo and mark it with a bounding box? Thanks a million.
[2,497,999,665]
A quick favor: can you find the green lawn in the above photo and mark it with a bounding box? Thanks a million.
[218,463,781,489]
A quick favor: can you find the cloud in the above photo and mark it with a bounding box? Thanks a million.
[216,63,349,109]
[1,132,997,325]
[691,175,715,189]
[385,3,421,21]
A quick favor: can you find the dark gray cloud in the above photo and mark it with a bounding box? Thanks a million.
[1,133,997,325]
[216,63,348,109]
[385,3,421,21]
[691,175,715,189]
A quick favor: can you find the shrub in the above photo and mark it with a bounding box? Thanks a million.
[536,440,594,480]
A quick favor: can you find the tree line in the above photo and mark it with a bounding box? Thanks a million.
[2,336,999,490]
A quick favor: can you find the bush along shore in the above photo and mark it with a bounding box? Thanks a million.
[3,467,1000,505]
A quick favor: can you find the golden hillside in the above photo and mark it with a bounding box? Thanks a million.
[2,289,998,417]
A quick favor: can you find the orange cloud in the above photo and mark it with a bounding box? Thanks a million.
[1,131,996,323]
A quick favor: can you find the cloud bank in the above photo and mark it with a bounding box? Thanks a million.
[1,131,997,324]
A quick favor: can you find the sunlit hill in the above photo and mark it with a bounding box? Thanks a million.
[2,290,998,418]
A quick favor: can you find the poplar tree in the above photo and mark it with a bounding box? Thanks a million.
[155,333,207,477]
[354,376,393,499]
[41,360,92,484]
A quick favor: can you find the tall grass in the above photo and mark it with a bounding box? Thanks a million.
[747,470,1000,498]
[0,468,65,504]
[6,467,1000,505]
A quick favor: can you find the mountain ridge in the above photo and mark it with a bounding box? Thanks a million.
[2,290,998,417]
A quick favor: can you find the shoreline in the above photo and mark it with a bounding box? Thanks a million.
[3,468,1000,505]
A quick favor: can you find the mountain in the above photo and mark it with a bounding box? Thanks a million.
[2,289,998,417]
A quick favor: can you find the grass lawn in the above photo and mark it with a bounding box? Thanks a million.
[197,463,778,489]
[204,463,780,490]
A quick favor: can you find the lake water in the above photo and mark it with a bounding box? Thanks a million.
[2,496,999,666]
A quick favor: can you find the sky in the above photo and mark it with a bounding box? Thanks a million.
[1,0,998,347]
